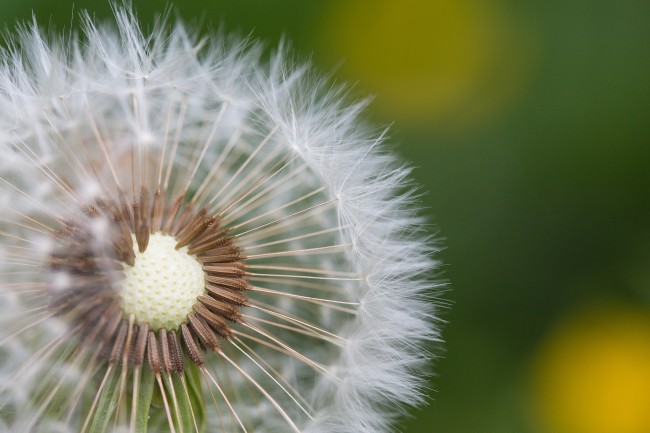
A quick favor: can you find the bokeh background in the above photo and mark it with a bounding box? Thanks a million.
[2,1,649,432]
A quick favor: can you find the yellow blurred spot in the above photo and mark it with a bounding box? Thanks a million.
[321,0,534,129]
[324,0,531,127]
[532,305,650,433]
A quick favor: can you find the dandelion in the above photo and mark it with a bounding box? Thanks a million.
[0,7,440,433]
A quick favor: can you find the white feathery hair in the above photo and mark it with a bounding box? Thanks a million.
[0,6,441,433]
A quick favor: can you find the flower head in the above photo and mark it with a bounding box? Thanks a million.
[0,7,440,433]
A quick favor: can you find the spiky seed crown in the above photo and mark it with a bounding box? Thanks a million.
[0,7,440,433]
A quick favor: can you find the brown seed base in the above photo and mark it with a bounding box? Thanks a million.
[47,188,249,374]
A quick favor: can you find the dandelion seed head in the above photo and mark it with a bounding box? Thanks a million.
[0,6,441,433]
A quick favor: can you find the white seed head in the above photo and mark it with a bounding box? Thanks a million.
[0,6,442,433]
[119,233,205,330]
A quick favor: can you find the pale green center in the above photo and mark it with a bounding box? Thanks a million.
[119,233,205,330]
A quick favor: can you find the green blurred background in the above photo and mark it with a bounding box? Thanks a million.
[2,1,649,432]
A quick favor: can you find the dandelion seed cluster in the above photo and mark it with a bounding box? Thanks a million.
[0,7,440,433]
